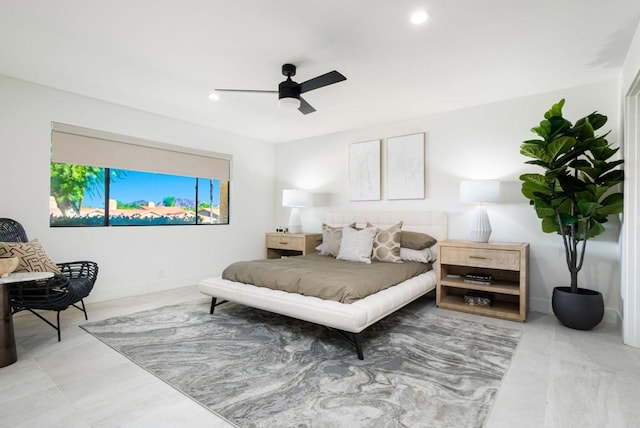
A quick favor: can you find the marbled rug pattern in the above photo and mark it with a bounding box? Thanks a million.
[81,299,521,428]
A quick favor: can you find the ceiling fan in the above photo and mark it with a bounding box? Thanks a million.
[215,63,347,115]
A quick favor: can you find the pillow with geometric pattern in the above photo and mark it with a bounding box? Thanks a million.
[366,221,403,263]
[0,239,61,274]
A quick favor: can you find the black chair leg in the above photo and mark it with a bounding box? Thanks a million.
[210,298,217,314]
[71,299,88,320]
[56,311,61,342]
[80,299,87,320]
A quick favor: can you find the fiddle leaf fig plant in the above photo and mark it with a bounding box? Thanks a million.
[519,99,624,293]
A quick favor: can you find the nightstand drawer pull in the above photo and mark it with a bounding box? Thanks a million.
[469,256,489,260]
[279,241,289,245]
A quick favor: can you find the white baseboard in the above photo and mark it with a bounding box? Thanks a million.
[85,272,221,304]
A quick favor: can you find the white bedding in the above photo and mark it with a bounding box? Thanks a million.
[198,211,447,334]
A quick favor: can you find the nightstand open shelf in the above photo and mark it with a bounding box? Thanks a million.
[436,240,529,322]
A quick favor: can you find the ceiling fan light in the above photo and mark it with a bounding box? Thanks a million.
[279,97,301,109]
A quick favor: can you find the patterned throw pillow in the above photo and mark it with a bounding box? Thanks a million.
[336,226,377,264]
[0,239,61,274]
[367,221,403,263]
[319,223,355,257]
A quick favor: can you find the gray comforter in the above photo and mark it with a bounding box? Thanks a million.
[222,254,431,304]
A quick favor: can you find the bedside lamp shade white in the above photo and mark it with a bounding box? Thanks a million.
[282,189,310,234]
[460,180,500,243]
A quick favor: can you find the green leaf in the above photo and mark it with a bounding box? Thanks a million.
[521,143,549,161]
[546,136,575,160]
[534,203,555,218]
[531,119,552,140]
[542,216,561,233]
[598,170,624,185]
[586,221,606,239]
[525,160,551,167]
[577,200,600,216]
[599,192,624,215]
[521,181,551,201]
[587,112,607,130]
[544,99,565,119]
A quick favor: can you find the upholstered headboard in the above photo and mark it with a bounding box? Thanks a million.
[324,211,448,241]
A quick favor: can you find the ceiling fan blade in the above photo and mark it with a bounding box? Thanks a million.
[214,89,278,94]
[298,96,316,115]
[299,71,346,94]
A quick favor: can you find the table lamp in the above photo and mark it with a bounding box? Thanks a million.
[460,180,500,243]
[282,189,310,233]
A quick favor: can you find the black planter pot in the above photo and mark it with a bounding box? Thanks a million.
[552,286,605,330]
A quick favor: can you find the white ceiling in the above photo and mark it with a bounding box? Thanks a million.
[1,1,639,143]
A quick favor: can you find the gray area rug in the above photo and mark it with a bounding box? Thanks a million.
[81,298,521,428]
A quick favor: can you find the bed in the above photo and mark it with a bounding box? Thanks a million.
[198,211,447,359]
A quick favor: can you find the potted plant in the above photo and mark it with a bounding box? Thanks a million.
[519,99,624,330]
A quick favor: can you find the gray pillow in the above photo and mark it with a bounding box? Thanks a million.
[319,223,356,257]
[336,226,377,264]
[400,231,437,250]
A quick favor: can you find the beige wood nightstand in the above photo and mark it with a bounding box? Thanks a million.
[265,232,322,259]
[436,240,529,322]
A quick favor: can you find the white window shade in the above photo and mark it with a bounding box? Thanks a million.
[51,122,231,181]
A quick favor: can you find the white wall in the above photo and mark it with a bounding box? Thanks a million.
[274,79,621,321]
[0,75,275,302]
[620,21,640,346]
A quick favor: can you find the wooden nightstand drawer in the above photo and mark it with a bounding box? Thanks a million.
[440,247,520,271]
[266,235,303,250]
[265,233,321,259]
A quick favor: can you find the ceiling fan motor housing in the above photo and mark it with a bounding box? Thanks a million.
[278,78,300,101]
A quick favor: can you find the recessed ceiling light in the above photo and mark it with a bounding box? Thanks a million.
[410,10,428,25]
[208,92,220,101]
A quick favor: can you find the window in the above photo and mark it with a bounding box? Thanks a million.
[49,123,231,227]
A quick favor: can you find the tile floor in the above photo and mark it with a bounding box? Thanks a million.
[1,286,639,427]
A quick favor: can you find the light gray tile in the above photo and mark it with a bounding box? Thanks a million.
[3,285,640,427]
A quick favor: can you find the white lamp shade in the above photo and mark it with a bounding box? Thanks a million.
[460,180,500,204]
[282,189,310,207]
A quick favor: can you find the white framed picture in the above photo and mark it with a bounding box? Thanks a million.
[387,132,425,200]
[349,140,381,201]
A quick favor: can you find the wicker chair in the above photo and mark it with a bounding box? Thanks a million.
[0,218,98,341]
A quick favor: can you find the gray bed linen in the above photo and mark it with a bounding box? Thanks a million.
[222,253,432,304]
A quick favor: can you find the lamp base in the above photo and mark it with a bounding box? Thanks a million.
[287,207,302,234]
[469,205,492,243]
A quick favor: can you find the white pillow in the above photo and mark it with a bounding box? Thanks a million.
[400,246,437,263]
[336,226,377,264]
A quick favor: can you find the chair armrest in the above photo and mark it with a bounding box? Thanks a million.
[56,261,99,284]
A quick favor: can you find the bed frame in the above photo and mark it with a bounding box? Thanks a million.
[199,211,448,359]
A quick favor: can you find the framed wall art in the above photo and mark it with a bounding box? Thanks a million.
[348,140,381,201]
[386,132,425,200]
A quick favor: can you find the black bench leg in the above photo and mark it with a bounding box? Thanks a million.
[354,332,364,360]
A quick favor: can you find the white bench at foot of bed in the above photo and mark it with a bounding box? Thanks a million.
[198,270,436,333]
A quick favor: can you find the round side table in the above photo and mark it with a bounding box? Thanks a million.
[0,272,54,367]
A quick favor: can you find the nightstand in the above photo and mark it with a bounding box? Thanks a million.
[265,232,322,259]
[436,240,529,322]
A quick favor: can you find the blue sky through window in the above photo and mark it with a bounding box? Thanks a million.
[83,170,221,208]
